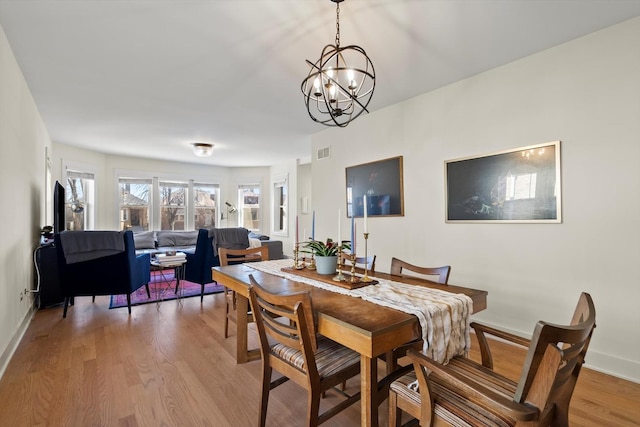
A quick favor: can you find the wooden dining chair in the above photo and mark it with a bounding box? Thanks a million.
[383,257,452,374]
[389,292,596,427]
[248,274,362,427]
[219,246,269,338]
[339,252,376,273]
[390,257,450,284]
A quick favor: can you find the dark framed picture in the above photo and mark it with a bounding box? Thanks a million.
[346,156,404,218]
[445,141,562,223]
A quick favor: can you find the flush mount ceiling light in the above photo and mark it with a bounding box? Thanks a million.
[192,142,214,157]
[301,0,375,127]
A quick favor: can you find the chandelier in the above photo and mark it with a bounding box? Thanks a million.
[301,0,375,127]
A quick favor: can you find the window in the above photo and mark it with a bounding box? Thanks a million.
[65,170,95,231]
[194,183,219,229]
[160,181,187,230]
[273,175,287,235]
[505,173,537,201]
[117,175,221,231]
[119,178,151,231]
[238,184,260,231]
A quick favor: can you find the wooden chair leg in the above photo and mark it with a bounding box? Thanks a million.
[307,389,321,427]
[388,389,406,427]
[259,366,272,427]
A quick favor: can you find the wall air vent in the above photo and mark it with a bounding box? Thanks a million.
[317,146,331,160]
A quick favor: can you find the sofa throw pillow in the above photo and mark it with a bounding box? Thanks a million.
[249,231,270,240]
[133,231,156,249]
[157,230,198,248]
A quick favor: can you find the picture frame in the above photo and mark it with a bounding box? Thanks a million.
[346,156,404,218]
[445,141,562,223]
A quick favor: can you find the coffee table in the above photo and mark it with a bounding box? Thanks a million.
[150,259,186,305]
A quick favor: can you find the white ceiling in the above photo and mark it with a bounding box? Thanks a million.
[1,0,640,167]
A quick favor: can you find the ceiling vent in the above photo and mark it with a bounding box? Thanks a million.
[317,146,331,160]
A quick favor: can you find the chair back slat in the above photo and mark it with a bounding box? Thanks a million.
[390,257,450,284]
[219,246,269,266]
[249,275,318,354]
[261,304,304,351]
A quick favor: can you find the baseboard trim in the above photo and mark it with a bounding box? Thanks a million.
[0,304,36,381]
[583,351,640,384]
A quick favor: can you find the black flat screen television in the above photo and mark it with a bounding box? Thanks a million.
[53,180,65,233]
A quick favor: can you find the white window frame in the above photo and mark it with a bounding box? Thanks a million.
[115,169,222,231]
[63,159,97,230]
[271,173,288,237]
[118,177,153,231]
[237,182,262,232]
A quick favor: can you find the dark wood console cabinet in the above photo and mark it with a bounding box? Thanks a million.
[35,244,64,308]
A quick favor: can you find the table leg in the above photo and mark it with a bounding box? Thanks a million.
[361,354,379,427]
[235,295,250,364]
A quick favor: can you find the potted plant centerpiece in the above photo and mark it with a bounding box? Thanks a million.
[303,238,350,275]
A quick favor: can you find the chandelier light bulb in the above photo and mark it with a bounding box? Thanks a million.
[328,84,336,102]
[313,77,321,96]
[347,68,357,90]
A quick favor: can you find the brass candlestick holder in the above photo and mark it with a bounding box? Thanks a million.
[293,243,304,270]
[333,251,345,282]
[306,253,316,270]
[360,232,373,282]
[349,253,359,284]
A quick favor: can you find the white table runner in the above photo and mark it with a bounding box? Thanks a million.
[248,259,472,364]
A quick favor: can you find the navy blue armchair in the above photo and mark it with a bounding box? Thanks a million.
[184,228,252,301]
[184,229,218,302]
[55,230,151,317]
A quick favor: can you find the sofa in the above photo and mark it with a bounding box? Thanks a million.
[132,228,283,260]
[133,228,283,301]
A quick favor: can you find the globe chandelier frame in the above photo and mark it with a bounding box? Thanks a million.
[301,0,376,127]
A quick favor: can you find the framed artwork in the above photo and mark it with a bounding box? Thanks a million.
[445,141,562,223]
[346,156,404,218]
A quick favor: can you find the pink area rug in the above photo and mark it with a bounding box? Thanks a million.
[109,270,223,308]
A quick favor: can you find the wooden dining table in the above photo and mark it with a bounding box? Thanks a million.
[212,263,487,427]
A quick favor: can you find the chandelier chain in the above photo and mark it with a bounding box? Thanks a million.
[335,2,340,47]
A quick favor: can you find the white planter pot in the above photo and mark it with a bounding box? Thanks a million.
[315,255,338,275]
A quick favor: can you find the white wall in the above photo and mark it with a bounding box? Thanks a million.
[0,24,50,377]
[311,18,640,382]
[297,161,313,255]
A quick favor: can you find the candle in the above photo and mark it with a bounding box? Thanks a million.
[338,209,341,246]
[296,215,299,243]
[350,213,355,254]
[363,195,368,233]
[303,228,306,242]
[353,221,357,255]
[312,210,316,240]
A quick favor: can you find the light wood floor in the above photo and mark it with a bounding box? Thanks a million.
[0,293,638,426]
